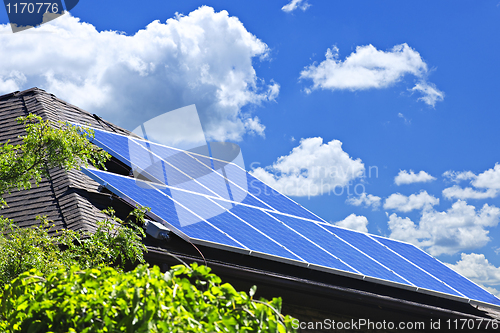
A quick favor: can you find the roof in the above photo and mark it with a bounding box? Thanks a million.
[0,87,133,232]
[1,87,499,330]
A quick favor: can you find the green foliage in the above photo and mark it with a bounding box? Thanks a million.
[0,263,297,333]
[0,216,65,289]
[0,207,148,289]
[0,114,110,199]
[59,207,148,271]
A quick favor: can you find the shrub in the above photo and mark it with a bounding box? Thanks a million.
[0,263,297,332]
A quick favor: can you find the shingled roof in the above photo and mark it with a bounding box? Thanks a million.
[0,87,134,232]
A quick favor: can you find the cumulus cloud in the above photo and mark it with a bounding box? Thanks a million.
[346,192,381,210]
[388,200,500,256]
[473,163,500,190]
[334,214,369,233]
[446,253,500,286]
[250,137,365,197]
[394,170,436,185]
[442,164,500,200]
[300,43,443,106]
[0,7,278,141]
[442,185,498,200]
[281,0,311,13]
[384,191,439,212]
[442,170,477,183]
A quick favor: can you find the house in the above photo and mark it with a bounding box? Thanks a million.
[1,87,499,332]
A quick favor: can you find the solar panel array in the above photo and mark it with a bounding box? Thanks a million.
[80,125,500,308]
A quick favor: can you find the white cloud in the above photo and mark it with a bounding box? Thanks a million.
[481,285,500,298]
[394,170,436,185]
[388,200,500,256]
[346,192,381,210]
[411,81,444,107]
[446,253,500,286]
[473,163,500,190]
[281,0,311,13]
[0,7,278,142]
[384,191,439,212]
[442,170,477,183]
[334,214,368,233]
[243,116,266,137]
[300,43,443,106]
[442,185,498,200]
[250,137,365,197]
[0,71,26,92]
[442,164,500,200]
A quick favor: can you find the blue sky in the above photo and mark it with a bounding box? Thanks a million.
[2,0,500,294]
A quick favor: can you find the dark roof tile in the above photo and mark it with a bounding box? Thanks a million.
[0,87,135,233]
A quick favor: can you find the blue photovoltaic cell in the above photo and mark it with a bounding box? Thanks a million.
[202,209,302,261]
[177,221,244,249]
[128,140,168,182]
[324,226,462,296]
[86,169,180,224]
[84,169,243,249]
[105,133,220,197]
[152,145,256,205]
[135,141,213,183]
[140,142,240,200]
[211,156,234,171]
[374,236,500,305]
[270,213,405,283]
[187,151,214,169]
[148,143,214,181]
[234,192,271,209]
[246,173,322,221]
[130,139,219,197]
[183,169,233,200]
[211,195,271,211]
[186,152,275,210]
[164,187,229,223]
[90,128,132,163]
[230,206,357,273]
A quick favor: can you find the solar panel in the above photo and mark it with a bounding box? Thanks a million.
[88,127,322,220]
[80,125,500,308]
[373,236,500,305]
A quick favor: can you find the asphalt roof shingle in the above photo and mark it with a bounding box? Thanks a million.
[0,87,133,232]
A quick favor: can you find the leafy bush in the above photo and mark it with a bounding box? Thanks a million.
[0,207,148,289]
[57,207,148,271]
[0,263,297,333]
